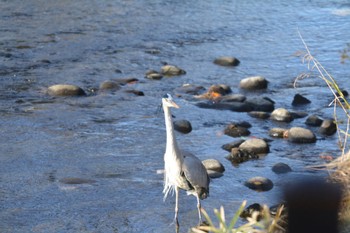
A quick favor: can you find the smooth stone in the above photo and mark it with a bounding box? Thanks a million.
[195,101,253,112]
[319,119,337,135]
[160,65,186,76]
[175,84,205,95]
[114,77,139,85]
[272,162,292,174]
[269,128,288,138]
[244,97,275,112]
[208,84,232,95]
[292,93,311,105]
[287,127,316,143]
[244,176,274,191]
[239,76,268,90]
[59,177,96,184]
[173,120,192,134]
[145,71,163,80]
[202,159,225,173]
[290,111,308,119]
[213,56,240,66]
[305,115,323,126]
[47,84,86,96]
[221,94,246,103]
[270,108,293,122]
[221,139,245,152]
[206,170,223,179]
[224,123,251,137]
[226,148,259,164]
[239,138,269,154]
[99,80,121,91]
[248,111,271,119]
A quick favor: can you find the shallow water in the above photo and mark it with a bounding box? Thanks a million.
[1,1,350,232]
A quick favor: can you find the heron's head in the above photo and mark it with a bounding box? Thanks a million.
[162,94,179,108]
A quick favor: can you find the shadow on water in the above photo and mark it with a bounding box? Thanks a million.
[1,1,350,232]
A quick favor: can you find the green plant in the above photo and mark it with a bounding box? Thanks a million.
[196,201,285,233]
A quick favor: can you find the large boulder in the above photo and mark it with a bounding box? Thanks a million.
[47,84,86,96]
[286,127,316,143]
[239,138,269,154]
[239,76,268,90]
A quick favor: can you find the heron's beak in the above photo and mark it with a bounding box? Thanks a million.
[170,100,180,108]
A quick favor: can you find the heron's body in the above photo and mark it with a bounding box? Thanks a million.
[161,94,209,230]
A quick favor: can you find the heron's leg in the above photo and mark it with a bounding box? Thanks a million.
[196,194,202,224]
[174,186,180,232]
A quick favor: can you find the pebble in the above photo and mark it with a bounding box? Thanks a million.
[270,108,293,122]
[239,138,269,154]
[292,93,311,105]
[161,65,186,76]
[305,114,323,126]
[47,84,86,97]
[239,76,268,90]
[213,56,240,66]
[224,123,251,137]
[269,128,288,138]
[286,127,316,143]
[99,80,121,91]
[248,111,271,119]
[272,162,292,174]
[221,139,245,152]
[202,159,225,173]
[319,119,337,135]
[244,176,274,191]
[173,120,192,134]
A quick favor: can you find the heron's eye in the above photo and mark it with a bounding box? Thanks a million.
[163,93,172,100]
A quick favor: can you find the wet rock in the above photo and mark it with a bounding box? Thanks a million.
[161,65,186,76]
[114,77,139,85]
[174,120,192,134]
[195,101,252,112]
[239,76,268,90]
[202,159,225,173]
[213,56,240,66]
[292,93,311,106]
[239,138,269,154]
[245,97,275,112]
[206,170,223,179]
[290,111,308,119]
[269,128,288,138]
[270,108,293,122]
[248,111,271,119]
[226,148,259,164]
[224,123,251,137]
[124,89,144,96]
[244,176,274,191]
[99,80,121,91]
[221,94,246,103]
[197,84,232,101]
[305,114,323,126]
[221,139,245,152]
[319,119,337,136]
[240,203,263,219]
[59,177,96,184]
[47,84,86,97]
[175,84,205,95]
[145,70,163,80]
[286,127,316,143]
[272,162,292,174]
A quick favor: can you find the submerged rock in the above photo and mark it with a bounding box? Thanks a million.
[292,93,311,105]
[213,56,240,66]
[305,114,323,126]
[272,162,292,174]
[226,148,259,164]
[99,80,121,91]
[239,138,269,154]
[174,120,192,134]
[286,127,316,143]
[145,70,163,80]
[161,65,186,76]
[248,111,271,119]
[221,139,245,152]
[224,123,251,137]
[175,84,205,95]
[319,119,337,136]
[47,84,86,97]
[202,159,225,173]
[270,108,293,122]
[239,76,268,90]
[245,97,275,112]
[59,177,96,184]
[244,176,274,191]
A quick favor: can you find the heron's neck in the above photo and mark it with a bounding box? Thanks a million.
[163,106,181,157]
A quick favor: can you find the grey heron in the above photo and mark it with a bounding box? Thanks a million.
[161,94,210,231]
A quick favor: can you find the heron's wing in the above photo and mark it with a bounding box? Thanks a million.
[182,152,210,190]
